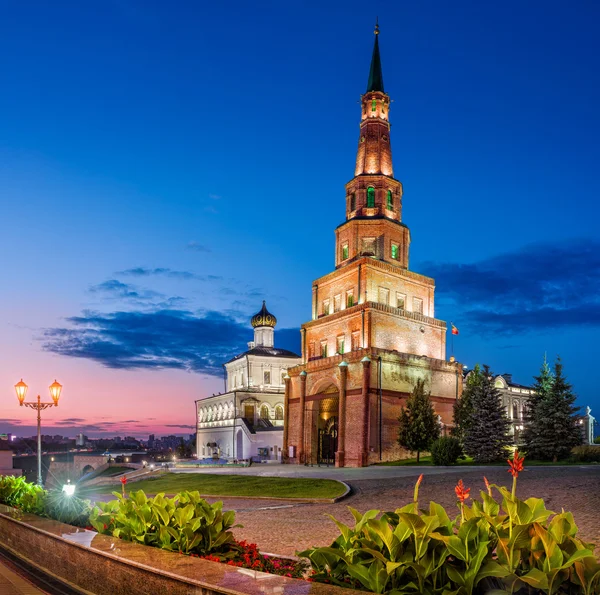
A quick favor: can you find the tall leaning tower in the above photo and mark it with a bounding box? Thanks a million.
[284,25,463,467]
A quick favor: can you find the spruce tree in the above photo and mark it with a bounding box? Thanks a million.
[452,364,482,445]
[463,365,512,463]
[534,357,582,462]
[521,355,553,458]
[398,379,440,463]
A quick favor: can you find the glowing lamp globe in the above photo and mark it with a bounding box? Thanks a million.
[14,379,28,405]
[49,380,62,406]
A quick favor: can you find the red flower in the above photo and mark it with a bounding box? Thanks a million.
[120,476,127,485]
[483,476,490,491]
[507,450,525,478]
[455,479,470,503]
[416,473,423,487]
[103,523,107,530]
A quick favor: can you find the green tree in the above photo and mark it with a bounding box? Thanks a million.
[534,357,582,462]
[521,354,553,457]
[398,379,440,463]
[451,364,482,445]
[463,365,512,463]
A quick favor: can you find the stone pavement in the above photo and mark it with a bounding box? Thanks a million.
[0,555,47,595]
[207,466,600,557]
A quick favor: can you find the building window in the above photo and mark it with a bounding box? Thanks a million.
[351,330,361,351]
[323,299,330,316]
[309,341,316,359]
[346,290,354,308]
[513,401,520,420]
[334,294,341,312]
[341,242,349,260]
[413,297,423,314]
[336,335,345,354]
[281,371,286,384]
[320,340,328,358]
[350,193,356,211]
[367,187,375,208]
[378,287,390,305]
[275,405,284,420]
[386,190,393,210]
[263,371,271,385]
[371,98,377,112]
[260,405,270,420]
[391,243,399,260]
[396,293,406,309]
[361,237,376,256]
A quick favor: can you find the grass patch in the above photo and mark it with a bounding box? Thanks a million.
[92,466,131,478]
[80,473,347,500]
[377,456,590,467]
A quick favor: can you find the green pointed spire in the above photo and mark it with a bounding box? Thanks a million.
[366,21,384,93]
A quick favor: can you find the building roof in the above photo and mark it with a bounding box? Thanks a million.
[366,23,384,93]
[226,345,300,364]
[251,301,277,328]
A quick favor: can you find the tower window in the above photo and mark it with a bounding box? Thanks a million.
[386,190,393,210]
[341,242,349,260]
[322,299,330,316]
[396,293,406,309]
[391,243,399,260]
[333,294,341,312]
[320,340,328,358]
[346,290,354,308]
[413,297,423,314]
[351,330,360,350]
[263,371,271,385]
[366,187,375,208]
[378,287,390,306]
[350,193,356,211]
[371,99,377,112]
[336,335,345,355]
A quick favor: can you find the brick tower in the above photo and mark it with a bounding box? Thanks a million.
[284,25,463,467]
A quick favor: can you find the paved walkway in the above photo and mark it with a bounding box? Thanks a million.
[0,555,47,595]
[200,466,600,557]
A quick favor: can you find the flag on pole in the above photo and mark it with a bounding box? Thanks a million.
[451,322,459,335]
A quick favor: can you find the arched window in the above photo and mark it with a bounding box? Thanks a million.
[371,98,377,112]
[275,405,284,420]
[367,187,375,208]
[260,405,270,420]
[386,190,393,210]
[350,193,356,211]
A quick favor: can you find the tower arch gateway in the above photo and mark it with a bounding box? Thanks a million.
[284,23,463,467]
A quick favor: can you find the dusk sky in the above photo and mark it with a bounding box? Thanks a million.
[1,1,599,438]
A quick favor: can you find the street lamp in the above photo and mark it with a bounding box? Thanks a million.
[14,378,63,486]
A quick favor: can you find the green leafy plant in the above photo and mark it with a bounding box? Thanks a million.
[301,454,600,594]
[90,489,240,556]
[431,436,463,466]
[43,489,92,527]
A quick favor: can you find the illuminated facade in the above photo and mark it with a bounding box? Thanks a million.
[196,302,301,462]
[284,26,463,467]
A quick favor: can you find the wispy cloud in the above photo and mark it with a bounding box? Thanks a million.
[41,308,300,376]
[117,267,221,282]
[422,238,600,335]
[185,241,211,253]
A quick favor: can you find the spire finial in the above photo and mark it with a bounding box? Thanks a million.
[366,21,384,93]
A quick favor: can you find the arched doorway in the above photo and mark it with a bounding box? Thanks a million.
[81,464,94,477]
[318,396,339,465]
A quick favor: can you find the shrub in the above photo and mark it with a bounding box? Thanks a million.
[431,436,462,466]
[301,454,600,594]
[571,445,600,463]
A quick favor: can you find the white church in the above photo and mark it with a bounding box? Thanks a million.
[195,302,301,462]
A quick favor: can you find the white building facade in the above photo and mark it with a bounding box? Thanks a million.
[196,302,301,462]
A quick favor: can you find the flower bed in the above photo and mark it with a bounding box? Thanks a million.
[1,453,599,594]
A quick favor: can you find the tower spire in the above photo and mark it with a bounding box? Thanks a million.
[366,20,384,93]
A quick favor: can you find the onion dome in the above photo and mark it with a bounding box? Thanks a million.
[251,301,277,328]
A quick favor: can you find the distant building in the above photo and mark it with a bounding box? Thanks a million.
[0,440,20,477]
[196,302,301,462]
[493,374,534,442]
[75,433,88,447]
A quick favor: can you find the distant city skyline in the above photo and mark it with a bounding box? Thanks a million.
[2,1,600,438]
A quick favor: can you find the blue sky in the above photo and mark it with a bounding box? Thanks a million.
[1,1,599,437]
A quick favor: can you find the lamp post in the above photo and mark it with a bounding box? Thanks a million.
[14,379,63,486]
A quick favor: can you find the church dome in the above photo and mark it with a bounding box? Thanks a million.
[251,301,277,328]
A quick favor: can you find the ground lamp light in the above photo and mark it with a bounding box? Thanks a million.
[62,480,75,497]
[14,378,63,486]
